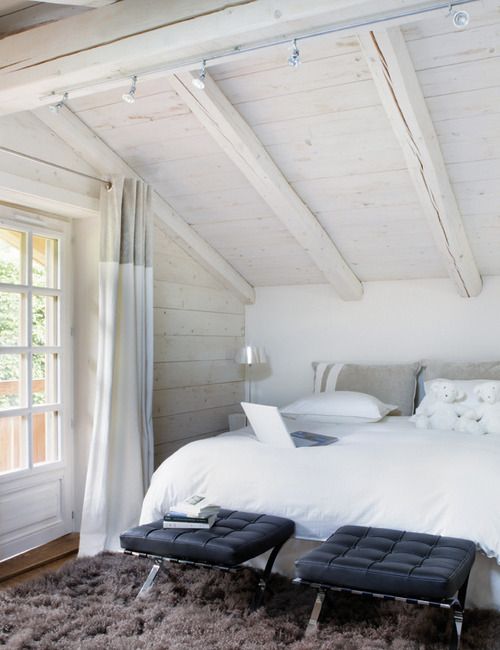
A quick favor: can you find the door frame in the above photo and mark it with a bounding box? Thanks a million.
[0,205,74,560]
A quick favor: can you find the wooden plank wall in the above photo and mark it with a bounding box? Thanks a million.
[152,220,245,467]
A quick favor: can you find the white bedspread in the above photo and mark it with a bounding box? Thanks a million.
[141,416,500,564]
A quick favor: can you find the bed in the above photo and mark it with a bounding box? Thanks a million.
[141,415,500,610]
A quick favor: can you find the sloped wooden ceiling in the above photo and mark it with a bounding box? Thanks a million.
[1,0,499,293]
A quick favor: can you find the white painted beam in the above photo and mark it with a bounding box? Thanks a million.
[170,71,363,300]
[358,27,482,297]
[36,106,255,304]
[0,0,477,115]
[40,1,116,6]
[0,170,99,219]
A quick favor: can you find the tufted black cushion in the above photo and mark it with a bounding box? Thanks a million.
[120,509,295,567]
[295,525,476,600]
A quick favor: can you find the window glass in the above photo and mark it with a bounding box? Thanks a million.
[32,295,58,346]
[32,353,58,405]
[33,411,59,465]
[0,227,25,285]
[0,354,23,410]
[0,292,23,346]
[33,235,58,289]
[0,416,27,473]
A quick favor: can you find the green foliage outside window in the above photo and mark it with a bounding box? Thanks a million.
[0,261,47,407]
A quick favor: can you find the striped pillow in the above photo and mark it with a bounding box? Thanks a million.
[312,362,421,416]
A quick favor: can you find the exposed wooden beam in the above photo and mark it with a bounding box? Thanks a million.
[170,71,363,300]
[358,27,482,298]
[0,0,477,116]
[40,1,116,6]
[0,170,99,219]
[36,106,255,304]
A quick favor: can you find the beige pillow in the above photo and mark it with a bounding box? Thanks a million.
[312,362,420,416]
[422,360,500,383]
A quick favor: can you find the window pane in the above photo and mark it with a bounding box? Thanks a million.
[0,227,25,285]
[32,353,58,405]
[0,416,27,474]
[0,354,24,410]
[0,292,24,346]
[33,411,59,465]
[32,294,58,346]
[33,235,59,289]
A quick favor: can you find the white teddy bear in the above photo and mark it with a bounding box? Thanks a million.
[471,381,500,435]
[412,380,466,431]
[455,411,486,435]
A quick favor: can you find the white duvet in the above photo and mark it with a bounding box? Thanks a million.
[141,416,500,563]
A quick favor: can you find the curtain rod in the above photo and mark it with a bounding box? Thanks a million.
[0,146,112,190]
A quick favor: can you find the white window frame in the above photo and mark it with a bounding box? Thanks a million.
[0,207,73,485]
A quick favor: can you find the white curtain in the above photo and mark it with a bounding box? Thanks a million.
[79,177,154,556]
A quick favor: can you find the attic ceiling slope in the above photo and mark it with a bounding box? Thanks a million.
[169,71,363,301]
[0,0,478,116]
[35,105,255,305]
[358,27,482,297]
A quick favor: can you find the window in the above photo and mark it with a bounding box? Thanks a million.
[0,225,62,474]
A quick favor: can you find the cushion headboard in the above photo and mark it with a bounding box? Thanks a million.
[312,362,421,416]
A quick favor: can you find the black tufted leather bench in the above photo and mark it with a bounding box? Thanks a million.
[294,525,476,650]
[121,509,294,606]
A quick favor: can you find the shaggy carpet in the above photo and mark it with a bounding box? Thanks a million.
[1,554,499,649]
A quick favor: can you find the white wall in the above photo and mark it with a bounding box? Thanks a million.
[246,278,500,407]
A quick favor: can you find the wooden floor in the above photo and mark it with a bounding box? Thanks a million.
[0,533,79,590]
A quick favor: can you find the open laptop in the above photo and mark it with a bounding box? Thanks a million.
[241,402,338,448]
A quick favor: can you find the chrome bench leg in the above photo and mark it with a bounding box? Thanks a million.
[450,575,469,650]
[252,541,286,609]
[305,589,326,637]
[136,559,163,599]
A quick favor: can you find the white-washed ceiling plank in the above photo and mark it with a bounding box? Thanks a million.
[35,105,256,304]
[169,71,363,300]
[359,27,482,297]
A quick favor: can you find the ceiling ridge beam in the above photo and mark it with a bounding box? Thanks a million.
[0,0,478,116]
[170,71,363,300]
[35,105,255,304]
[358,27,482,297]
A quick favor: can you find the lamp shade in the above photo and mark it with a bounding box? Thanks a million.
[234,345,267,366]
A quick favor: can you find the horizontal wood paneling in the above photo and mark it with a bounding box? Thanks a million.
[152,220,244,467]
[154,404,241,444]
[153,309,244,337]
[154,280,244,314]
[154,361,243,390]
[153,382,243,418]
[154,432,220,465]
[154,334,244,362]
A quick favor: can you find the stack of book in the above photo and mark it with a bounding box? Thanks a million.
[163,495,220,529]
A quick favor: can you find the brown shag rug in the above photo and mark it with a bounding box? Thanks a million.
[1,553,499,649]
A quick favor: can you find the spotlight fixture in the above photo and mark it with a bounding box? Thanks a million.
[49,92,68,114]
[288,39,300,68]
[452,9,469,28]
[192,60,207,89]
[122,76,137,104]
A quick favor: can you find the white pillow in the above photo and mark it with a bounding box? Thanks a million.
[422,378,488,409]
[281,391,397,423]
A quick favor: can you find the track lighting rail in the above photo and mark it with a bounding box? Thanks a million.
[43,0,477,107]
